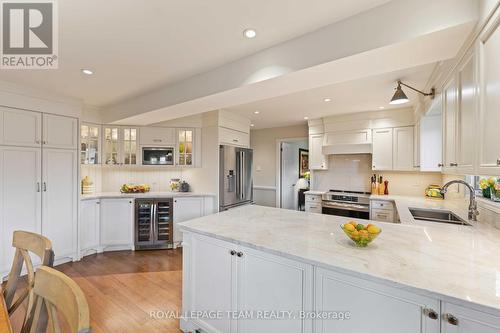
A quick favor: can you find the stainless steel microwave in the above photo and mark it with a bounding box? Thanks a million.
[142,147,174,165]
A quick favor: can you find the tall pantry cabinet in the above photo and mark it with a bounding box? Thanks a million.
[0,106,78,276]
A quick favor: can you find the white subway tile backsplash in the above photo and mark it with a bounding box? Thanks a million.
[312,154,442,196]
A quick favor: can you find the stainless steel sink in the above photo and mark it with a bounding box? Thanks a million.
[409,208,471,226]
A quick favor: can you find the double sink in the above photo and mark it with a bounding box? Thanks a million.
[409,208,471,226]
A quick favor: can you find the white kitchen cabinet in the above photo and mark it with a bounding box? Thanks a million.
[309,134,328,170]
[177,128,195,167]
[102,126,120,165]
[420,113,443,172]
[183,233,314,333]
[80,199,100,254]
[0,146,42,275]
[43,114,78,150]
[370,200,395,223]
[393,126,414,171]
[441,302,500,333]
[478,16,500,175]
[323,129,372,145]
[456,52,477,175]
[305,194,322,213]
[413,122,420,169]
[187,234,235,333]
[173,197,205,244]
[139,127,174,146]
[80,123,101,164]
[443,76,458,172]
[237,246,313,333]
[102,126,139,165]
[372,128,393,170]
[0,107,42,147]
[314,267,440,333]
[219,127,250,148]
[42,149,78,261]
[100,198,134,250]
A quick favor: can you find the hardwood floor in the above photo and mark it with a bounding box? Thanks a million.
[8,249,183,333]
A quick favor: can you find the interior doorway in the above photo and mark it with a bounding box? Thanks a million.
[277,138,309,210]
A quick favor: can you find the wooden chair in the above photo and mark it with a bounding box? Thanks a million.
[3,231,54,319]
[24,266,90,333]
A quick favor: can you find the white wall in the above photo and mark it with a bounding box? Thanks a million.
[250,124,308,207]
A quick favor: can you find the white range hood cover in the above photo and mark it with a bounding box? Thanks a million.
[322,143,372,155]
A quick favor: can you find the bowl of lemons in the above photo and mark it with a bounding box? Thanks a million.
[341,221,381,247]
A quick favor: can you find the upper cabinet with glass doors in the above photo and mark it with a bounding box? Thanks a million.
[102,126,139,165]
[177,129,194,166]
[80,123,100,164]
[103,126,120,165]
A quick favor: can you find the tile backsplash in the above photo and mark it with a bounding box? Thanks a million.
[81,165,195,193]
[312,154,442,196]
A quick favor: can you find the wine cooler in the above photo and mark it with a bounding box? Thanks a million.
[135,199,173,250]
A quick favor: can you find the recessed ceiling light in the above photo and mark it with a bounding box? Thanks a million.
[323,98,331,102]
[81,69,93,75]
[250,124,255,127]
[304,116,309,120]
[243,29,257,39]
[254,111,260,114]
[379,106,385,109]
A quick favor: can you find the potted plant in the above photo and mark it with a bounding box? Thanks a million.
[480,178,491,198]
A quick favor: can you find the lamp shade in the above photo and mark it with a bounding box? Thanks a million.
[389,84,409,105]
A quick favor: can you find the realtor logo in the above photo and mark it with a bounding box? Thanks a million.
[1,0,58,69]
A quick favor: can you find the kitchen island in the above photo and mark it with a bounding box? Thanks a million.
[179,205,500,333]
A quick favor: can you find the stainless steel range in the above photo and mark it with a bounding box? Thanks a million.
[321,190,370,219]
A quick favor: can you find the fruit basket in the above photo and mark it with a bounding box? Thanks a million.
[341,221,381,247]
[120,184,151,193]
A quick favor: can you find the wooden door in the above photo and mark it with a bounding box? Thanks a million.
[456,52,477,174]
[100,198,134,248]
[443,77,458,172]
[314,267,440,333]
[0,147,42,274]
[478,15,500,175]
[372,128,393,170]
[0,107,42,147]
[309,134,327,170]
[42,149,77,260]
[43,114,78,150]
[189,234,235,333]
[237,245,313,333]
[393,126,414,171]
[80,199,100,252]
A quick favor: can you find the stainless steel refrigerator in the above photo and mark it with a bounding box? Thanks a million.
[219,145,253,211]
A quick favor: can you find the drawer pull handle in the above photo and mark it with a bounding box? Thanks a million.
[423,308,438,320]
[444,313,458,326]
[236,251,243,257]
[497,159,500,166]
[230,250,236,256]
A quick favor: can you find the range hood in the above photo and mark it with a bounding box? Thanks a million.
[322,143,372,155]
[321,130,373,155]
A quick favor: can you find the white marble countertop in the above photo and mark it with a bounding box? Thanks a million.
[180,204,500,313]
[81,191,216,201]
[303,190,326,195]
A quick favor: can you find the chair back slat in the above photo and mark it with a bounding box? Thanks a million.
[3,231,53,312]
[27,267,90,333]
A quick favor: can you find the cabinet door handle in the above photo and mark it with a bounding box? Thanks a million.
[423,308,438,320]
[497,159,500,166]
[36,182,40,192]
[444,313,458,326]
[230,250,236,256]
[450,163,458,167]
[236,251,243,257]
[438,163,443,167]
[43,182,47,192]
[233,139,239,142]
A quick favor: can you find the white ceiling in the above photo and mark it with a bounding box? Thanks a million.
[0,0,392,106]
[228,62,437,129]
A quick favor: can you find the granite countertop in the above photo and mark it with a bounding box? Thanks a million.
[81,191,216,200]
[180,204,500,313]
